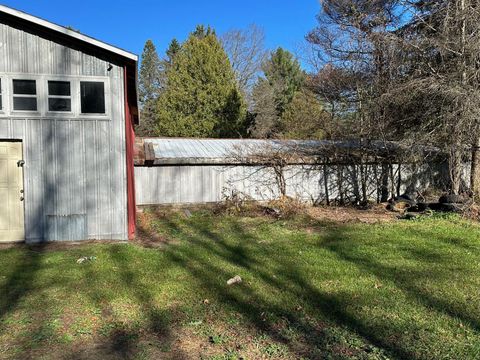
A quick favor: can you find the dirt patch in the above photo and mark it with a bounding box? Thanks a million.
[0,239,128,252]
[306,204,396,224]
[133,211,176,249]
[0,205,395,251]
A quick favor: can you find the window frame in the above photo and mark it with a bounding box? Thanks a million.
[80,80,107,116]
[0,73,110,119]
[0,78,3,114]
[0,77,9,117]
[11,78,39,114]
[46,80,73,114]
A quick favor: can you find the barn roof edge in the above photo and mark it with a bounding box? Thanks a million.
[0,4,138,62]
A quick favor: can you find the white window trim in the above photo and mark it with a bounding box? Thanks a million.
[0,77,9,117]
[11,78,40,115]
[47,80,73,115]
[0,73,111,119]
[0,77,4,114]
[79,80,109,117]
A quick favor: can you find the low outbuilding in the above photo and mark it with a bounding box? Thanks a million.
[134,138,449,206]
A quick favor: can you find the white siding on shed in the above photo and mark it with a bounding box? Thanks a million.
[135,139,447,206]
[135,163,445,206]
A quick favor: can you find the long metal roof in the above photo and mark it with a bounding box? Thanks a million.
[148,138,227,160]
[143,138,314,163]
[139,138,438,165]
[0,5,138,61]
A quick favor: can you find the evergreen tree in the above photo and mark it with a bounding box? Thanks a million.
[250,79,279,138]
[279,90,328,139]
[251,48,305,138]
[192,24,214,38]
[136,40,162,137]
[165,38,181,66]
[263,48,305,115]
[138,40,162,103]
[156,26,246,138]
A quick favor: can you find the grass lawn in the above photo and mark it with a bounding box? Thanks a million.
[1,209,480,359]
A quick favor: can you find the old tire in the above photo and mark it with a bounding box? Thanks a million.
[408,202,429,213]
[438,194,467,204]
[428,202,462,212]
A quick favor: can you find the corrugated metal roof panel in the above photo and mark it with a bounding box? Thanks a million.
[140,138,441,166]
[143,139,331,165]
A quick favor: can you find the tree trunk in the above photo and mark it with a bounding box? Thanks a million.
[389,163,396,199]
[451,0,467,196]
[360,162,368,203]
[323,163,330,206]
[274,167,286,197]
[337,165,344,205]
[471,136,480,199]
[396,163,402,197]
[450,147,463,195]
[380,163,389,202]
[351,165,361,203]
[372,162,380,203]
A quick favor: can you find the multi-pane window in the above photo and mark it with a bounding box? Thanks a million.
[2,78,107,116]
[80,81,105,114]
[48,81,71,112]
[12,79,37,111]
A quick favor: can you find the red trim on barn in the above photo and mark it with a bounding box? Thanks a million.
[124,66,136,239]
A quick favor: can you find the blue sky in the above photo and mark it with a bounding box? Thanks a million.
[3,1,321,64]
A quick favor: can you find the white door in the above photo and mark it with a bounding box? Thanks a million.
[0,142,24,242]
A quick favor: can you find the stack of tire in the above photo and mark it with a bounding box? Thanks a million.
[386,194,424,213]
[429,194,469,213]
[387,193,469,214]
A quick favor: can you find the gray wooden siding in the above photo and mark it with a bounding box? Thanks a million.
[135,163,445,206]
[0,23,127,242]
[133,165,358,205]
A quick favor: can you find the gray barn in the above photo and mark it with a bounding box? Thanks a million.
[0,5,138,243]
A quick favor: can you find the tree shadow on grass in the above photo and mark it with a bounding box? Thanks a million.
[320,224,480,334]
[158,212,480,359]
[0,243,76,358]
[0,241,186,359]
[402,224,480,253]
[155,215,421,359]
[0,245,46,322]
[67,243,188,360]
[5,210,477,359]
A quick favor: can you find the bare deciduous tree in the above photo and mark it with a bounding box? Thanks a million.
[381,0,480,195]
[221,24,267,102]
[306,0,480,197]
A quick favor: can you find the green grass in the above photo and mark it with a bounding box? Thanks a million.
[1,210,480,359]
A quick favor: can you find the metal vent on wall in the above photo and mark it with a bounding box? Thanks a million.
[46,214,87,241]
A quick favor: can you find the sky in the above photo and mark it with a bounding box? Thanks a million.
[3,1,321,65]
